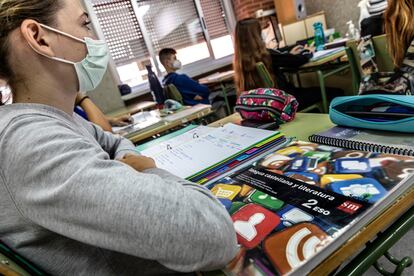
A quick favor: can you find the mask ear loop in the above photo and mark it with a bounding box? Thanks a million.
[39,23,85,44]
[27,23,88,65]
[27,39,76,65]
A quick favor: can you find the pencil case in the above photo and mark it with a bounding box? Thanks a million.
[235,88,298,124]
[329,95,414,133]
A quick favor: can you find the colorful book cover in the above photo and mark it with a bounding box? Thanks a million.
[207,141,414,275]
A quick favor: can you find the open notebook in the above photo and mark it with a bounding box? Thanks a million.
[206,140,414,275]
[139,124,287,181]
[310,47,345,62]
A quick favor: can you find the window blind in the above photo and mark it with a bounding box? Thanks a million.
[91,0,149,66]
[136,0,206,53]
[200,0,228,39]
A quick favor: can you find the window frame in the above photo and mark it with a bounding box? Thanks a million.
[84,0,236,99]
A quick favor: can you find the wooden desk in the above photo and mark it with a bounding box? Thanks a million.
[127,105,213,144]
[107,101,157,118]
[301,49,347,68]
[209,112,334,141]
[209,112,414,275]
[283,48,350,113]
[199,70,235,115]
[312,187,414,276]
[0,252,30,276]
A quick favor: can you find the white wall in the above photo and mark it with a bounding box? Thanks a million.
[305,0,360,35]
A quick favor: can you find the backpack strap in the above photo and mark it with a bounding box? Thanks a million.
[401,38,414,70]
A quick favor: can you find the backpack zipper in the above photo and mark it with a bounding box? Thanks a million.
[240,94,285,103]
[235,104,282,117]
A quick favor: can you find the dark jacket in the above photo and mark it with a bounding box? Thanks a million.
[269,48,312,91]
[361,14,385,38]
[163,72,210,106]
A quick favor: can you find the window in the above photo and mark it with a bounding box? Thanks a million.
[200,0,234,59]
[137,0,211,69]
[89,0,234,90]
[91,0,153,87]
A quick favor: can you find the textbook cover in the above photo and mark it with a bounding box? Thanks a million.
[207,141,414,275]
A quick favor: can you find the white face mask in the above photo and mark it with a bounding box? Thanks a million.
[172,59,182,70]
[29,24,109,92]
[261,31,267,42]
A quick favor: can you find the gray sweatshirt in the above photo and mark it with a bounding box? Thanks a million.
[0,103,238,275]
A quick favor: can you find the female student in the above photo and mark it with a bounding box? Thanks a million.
[0,0,238,275]
[384,0,414,68]
[75,92,132,132]
[233,18,342,109]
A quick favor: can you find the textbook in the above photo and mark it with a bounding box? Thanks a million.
[112,110,164,136]
[207,141,414,275]
[112,104,212,137]
[309,126,414,156]
[139,123,287,181]
[310,47,345,62]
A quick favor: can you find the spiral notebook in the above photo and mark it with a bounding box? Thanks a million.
[309,126,414,156]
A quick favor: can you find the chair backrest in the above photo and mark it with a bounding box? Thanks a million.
[345,44,362,93]
[0,241,46,276]
[372,34,394,72]
[163,84,183,104]
[146,65,166,104]
[346,35,395,74]
[256,62,275,88]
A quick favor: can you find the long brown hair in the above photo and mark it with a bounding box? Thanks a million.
[0,0,63,103]
[384,0,414,68]
[233,18,274,95]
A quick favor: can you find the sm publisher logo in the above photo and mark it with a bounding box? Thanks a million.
[337,201,363,214]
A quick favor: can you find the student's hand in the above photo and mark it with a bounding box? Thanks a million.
[119,154,156,172]
[226,247,246,273]
[304,42,316,53]
[289,45,304,55]
[194,95,204,101]
[109,114,133,126]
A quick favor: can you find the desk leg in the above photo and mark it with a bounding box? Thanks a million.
[337,207,414,276]
[316,70,328,113]
[220,82,232,116]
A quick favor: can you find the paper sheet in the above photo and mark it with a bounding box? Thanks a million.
[144,123,277,178]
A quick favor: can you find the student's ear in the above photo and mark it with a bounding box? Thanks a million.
[20,19,56,57]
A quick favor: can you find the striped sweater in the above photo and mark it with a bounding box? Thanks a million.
[366,0,388,16]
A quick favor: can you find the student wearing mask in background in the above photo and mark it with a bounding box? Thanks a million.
[0,81,131,132]
[0,0,238,275]
[233,18,343,109]
[159,48,210,105]
[74,92,132,132]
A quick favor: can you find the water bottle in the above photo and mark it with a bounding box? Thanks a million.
[313,22,325,51]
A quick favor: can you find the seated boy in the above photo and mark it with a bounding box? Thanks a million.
[159,48,210,106]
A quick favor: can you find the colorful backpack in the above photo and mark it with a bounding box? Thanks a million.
[235,88,298,124]
[359,38,414,95]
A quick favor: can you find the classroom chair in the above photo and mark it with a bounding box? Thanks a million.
[163,84,183,104]
[0,241,47,276]
[345,45,362,95]
[346,34,395,93]
[255,62,323,113]
[256,62,275,88]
